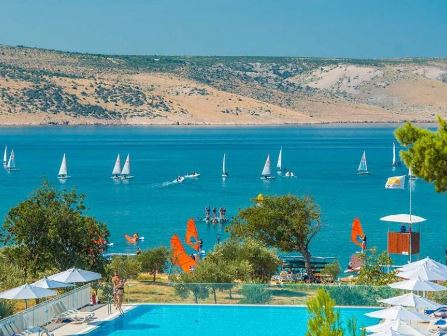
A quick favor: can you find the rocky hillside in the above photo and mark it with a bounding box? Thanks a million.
[0,45,446,125]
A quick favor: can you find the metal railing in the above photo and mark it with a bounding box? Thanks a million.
[0,284,91,331]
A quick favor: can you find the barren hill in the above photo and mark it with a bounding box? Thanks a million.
[1,45,446,125]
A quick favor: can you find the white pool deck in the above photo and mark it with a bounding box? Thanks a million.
[53,305,135,336]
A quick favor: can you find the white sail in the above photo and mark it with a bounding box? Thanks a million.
[408,167,416,179]
[58,154,68,177]
[3,145,7,166]
[112,154,121,176]
[261,154,272,177]
[357,151,368,173]
[121,154,131,176]
[7,149,15,169]
[222,154,227,175]
[277,147,282,170]
[392,142,396,166]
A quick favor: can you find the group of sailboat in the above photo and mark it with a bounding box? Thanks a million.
[3,146,19,172]
[260,147,295,180]
[111,154,133,180]
[357,143,416,179]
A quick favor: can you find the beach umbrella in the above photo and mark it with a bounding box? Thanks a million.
[379,293,441,310]
[370,330,420,336]
[0,284,57,309]
[399,257,447,272]
[0,284,57,300]
[48,267,101,283]
[388,277,447,292]
[32,277,75,289]
[365,320,427,336]
[365,306,430,322]
[397,264,447,281]
[380,214,426,224]
[370,330,410,336]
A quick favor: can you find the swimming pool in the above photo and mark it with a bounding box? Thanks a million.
[86,305,376,336]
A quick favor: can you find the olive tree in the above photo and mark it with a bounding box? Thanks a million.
[229,195,321,281]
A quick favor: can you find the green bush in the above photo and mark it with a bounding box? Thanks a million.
[323,285,396,306]
[240,284,272,304]
[0,300,15,318]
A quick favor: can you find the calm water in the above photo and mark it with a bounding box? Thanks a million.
[0,126,445,266]
[87,305,375,336]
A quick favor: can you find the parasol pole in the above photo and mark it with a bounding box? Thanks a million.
[409,174,413,262]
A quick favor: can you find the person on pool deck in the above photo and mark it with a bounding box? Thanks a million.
[136,247,142,255]
[111,272,120,308]
[116,278,126,315]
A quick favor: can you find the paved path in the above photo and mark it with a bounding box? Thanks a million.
[52,305,134,336]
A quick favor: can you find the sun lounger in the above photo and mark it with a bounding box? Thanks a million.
[0,324,13,336]
[51,302,93,324]
[429,319,447,334]
[426,307,447,320]
[8,321,49,336]
[57,302,95,319]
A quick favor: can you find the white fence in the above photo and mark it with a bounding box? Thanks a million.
[0,284,91,332]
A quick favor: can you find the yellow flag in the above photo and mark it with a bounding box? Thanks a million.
[385,175,406,189]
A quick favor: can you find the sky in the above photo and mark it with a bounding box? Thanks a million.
[0,0,446,58]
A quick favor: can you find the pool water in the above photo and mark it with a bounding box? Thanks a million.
[87,305,376,336]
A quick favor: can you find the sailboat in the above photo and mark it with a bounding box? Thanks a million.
[57,153,70,179]
[351,218,365,249]
[120,154,133,179]
[343,218,365,274]
[408,167,416,180]
[276,147,283,173]
[5,149,19,172]
[392,142,400,167]
[3,145,7,167]
[185,219,200,252]
[260,154,275,180]
[357,151,370,175]
[222,153,228,178]
[111,154,121,179]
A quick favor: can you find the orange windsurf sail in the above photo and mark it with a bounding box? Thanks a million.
[185,218,199,251]
[171,234,196,272]
[125,234,137,244]
[351,218,364,247]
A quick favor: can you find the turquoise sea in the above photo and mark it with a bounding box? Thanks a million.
[0,126,445,266]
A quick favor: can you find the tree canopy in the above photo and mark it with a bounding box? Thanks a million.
[306,288,344,336]
[0,182,109,278]
[395,117,447,192]
[171,238,279,303]
[229,194,321,280]
[355,248,396,286]
[138,247,169,281]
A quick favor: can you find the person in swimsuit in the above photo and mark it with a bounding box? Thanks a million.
[115,278,126,315]
[111,272,120,308]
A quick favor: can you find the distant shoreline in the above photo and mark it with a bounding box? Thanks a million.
[0,121,437,129]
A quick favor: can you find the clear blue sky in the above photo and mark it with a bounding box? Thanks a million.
[0,0,446,58]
